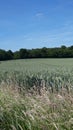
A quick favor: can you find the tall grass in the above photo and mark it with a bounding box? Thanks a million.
[0,83,73,130]
[0,59,73,129]
[0,70,73,95]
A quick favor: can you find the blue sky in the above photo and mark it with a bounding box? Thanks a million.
[0,0,73,51]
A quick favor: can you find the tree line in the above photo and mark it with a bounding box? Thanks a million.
[0,45,73,61]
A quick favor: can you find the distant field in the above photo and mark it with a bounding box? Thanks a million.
[0,58,73,73]
[0,58,73,92]
[0,59,73,130]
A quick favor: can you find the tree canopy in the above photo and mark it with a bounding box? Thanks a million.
[0,46,73,61]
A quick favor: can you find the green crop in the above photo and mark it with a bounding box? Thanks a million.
[0,58,73,93]
[0,58,73,130]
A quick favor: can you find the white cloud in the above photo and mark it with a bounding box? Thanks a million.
[35,12,44,18]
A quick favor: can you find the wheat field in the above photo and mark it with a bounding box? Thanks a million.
[0,59,73,130]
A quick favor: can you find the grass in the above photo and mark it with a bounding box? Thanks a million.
[0,83,73,130]
[0,58,73,129]
[0,58,73,73]
[0,58,73,92]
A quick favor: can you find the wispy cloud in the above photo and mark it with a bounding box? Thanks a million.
[35,12,44,18]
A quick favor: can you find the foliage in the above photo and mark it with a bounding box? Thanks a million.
[1,45,73,60]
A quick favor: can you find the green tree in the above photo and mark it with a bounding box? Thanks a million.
[19,49,29,59]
